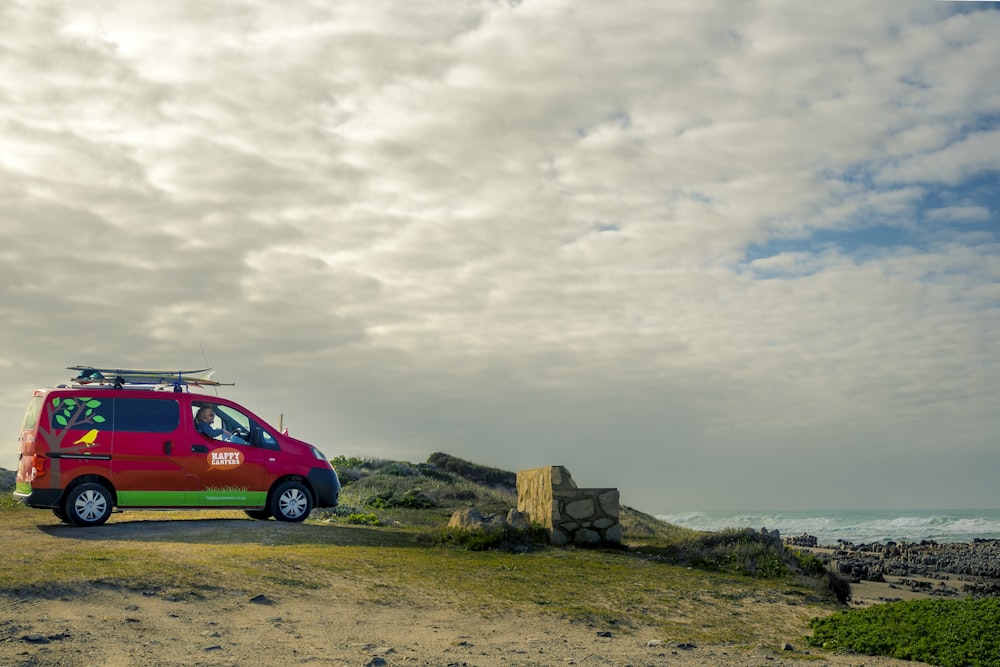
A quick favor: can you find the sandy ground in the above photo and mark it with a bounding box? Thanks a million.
[1,587,936,665]
[0,585,930,667]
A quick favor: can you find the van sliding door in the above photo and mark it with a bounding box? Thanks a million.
[110,397,190,507]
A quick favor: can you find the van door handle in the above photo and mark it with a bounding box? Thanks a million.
[164,440,172,455]
[191,444,209,453]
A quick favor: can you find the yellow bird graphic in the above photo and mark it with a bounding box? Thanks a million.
[73,429,100,446]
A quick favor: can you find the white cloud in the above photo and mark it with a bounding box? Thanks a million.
[1,0,998,511]
[926,205,992,223]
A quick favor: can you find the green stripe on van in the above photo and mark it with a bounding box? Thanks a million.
[116,490,187,506]
[117,490,267,507]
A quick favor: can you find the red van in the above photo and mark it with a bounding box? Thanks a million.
[14,371,340,526]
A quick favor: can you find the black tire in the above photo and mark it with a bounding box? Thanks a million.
[269,481,312,523]
[52,507,69,523]
[245,509,272,521]
[64,482,113,527]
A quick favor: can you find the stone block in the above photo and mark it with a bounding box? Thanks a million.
[566,498,596,520]
[598,490,620,515]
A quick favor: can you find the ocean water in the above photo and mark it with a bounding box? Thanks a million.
[655,509,1000,545]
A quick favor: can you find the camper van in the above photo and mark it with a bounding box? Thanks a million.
[13,367,340,526]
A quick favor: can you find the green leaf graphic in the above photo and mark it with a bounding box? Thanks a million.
[86,400,101,408]
[93,415,106,423]
[56,415,68,426]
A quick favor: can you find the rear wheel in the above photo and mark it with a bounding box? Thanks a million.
[64,482,113,527]
[270,481,312,522]
[52,507,69,523]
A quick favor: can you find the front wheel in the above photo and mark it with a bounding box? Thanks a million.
[64,482,113,527]
[269,481,313,522]
[245,509,272,521]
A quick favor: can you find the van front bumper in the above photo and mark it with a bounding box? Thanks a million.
[307,467,341,508]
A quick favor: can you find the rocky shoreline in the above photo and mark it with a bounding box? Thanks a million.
[786,534,1000,599]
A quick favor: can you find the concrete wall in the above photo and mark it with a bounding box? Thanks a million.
[516,466,620,546]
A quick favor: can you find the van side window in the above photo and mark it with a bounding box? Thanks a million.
[21,396,43,431]
[114,398,180,433]
[258,426,279,451]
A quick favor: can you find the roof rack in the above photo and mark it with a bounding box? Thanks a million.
[67,366,233,392]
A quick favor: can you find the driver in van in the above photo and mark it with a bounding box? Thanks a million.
[195,406,247,444]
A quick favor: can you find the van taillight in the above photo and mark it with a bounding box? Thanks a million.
[32,456,47,479]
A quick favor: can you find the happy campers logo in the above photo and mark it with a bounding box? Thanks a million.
[208,447,244,470]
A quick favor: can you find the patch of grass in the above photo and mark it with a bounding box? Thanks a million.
[1,542,213,598]
[0,494,24,511]
[808,597,1000,666]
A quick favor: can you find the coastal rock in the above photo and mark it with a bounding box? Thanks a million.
[448,507,507,530]
[786,534,818,547]
[506,508,530,530]
[448,507,530,532]
[448,508,491,531]
[760,528,782,546]
[802,536,1000,596]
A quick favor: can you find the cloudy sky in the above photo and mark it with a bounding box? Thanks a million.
[2,1,998,513]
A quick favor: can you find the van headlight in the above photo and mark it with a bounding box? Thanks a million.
[310,446,328,461]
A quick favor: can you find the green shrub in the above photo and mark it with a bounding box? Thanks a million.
[345,513,381,526]
[329,455,365,470]
[820,571,851,605]
[380,462,417,477]
[684,528,789,578]
[809,597,1000,666]
[421,525,549,552]
[791,549,827,576]
[439,489,477,501]
[415,465,458,483]
[362,488,436,510]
